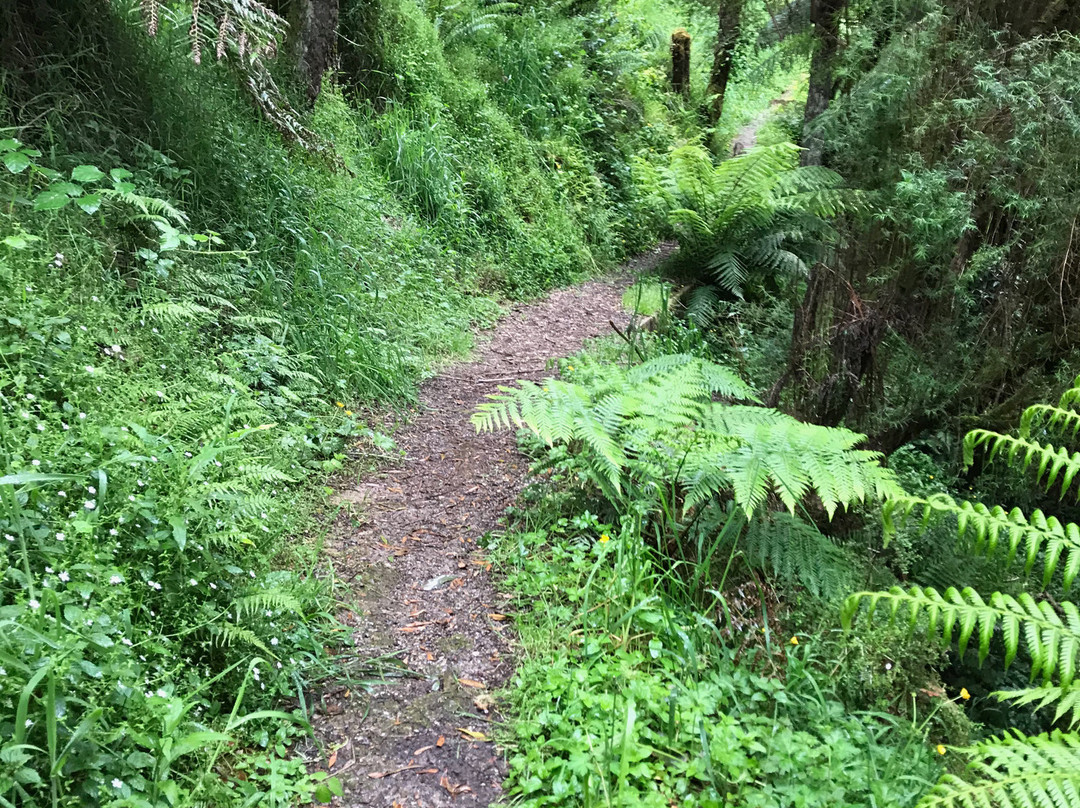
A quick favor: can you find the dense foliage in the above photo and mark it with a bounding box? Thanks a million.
[0,0,717,803]
[7,0,1080,803]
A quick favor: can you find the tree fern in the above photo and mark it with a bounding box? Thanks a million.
[473,354,898,517]
[846,377,1080,805]
[650,143,859,300]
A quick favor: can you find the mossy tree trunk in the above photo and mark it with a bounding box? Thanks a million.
[671,28,691,98]
[272,0,339,104]
[705,0,741,123]
[800,0,843,168]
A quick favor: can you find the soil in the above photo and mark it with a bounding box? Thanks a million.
[314,244,676,807]
[730,84,797,156]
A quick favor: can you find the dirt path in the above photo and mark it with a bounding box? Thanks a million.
[315,244,675,807]
[730,84,797,156]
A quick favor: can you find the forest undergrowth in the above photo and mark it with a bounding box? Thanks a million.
[0,0,780,804]
[8,0,1080,805]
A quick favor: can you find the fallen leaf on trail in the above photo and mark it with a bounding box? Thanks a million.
[458,678,485,689]
[414,745,434,755]
[457,727,490,742]
[426,652,435,661]
[422,573,458,591]
[420,768,439,774]
[436,735,445,747]
[440,776,473,796]
[473,694,496,713]
[327,749,338,768]
[487,613,507,621]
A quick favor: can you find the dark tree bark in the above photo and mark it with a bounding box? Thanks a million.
[800,0,843,167]
[705,0,742,123]
[289,0,340,104]
[671,28,691,98]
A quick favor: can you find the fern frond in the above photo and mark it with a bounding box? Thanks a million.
[994,683,1080,729]
[883,494,1080,591]
[843,586,1080,686]
[744,512,857,599]
[916,730,1080,808]
[965,430,1080,500]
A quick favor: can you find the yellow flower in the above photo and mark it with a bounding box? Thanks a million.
[960,687,971,701]
[344,410,353,416]
[599,534,610,544]
[567,365,574,371]
[929,475,934,479]
[936,744,947,756]
[335,401,344,408]
[789,636,799,646]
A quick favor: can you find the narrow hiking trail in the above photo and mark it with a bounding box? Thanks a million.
[315,245,675,807]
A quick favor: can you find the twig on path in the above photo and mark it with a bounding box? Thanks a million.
[368,763,423,779]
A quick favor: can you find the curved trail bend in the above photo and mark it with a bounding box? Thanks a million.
[316,245,674,807]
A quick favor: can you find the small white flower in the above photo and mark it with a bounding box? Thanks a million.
[57,491,66,498]
[128,495,135,502]
[46,567,54,573]
[36,423,44,432]
[136,480,144,487]
[275,661,283,669]
[147,580,161,591]
[78,412,87,420]
[109,528,118,536]
[28,599,40,610]
[885,662,893,671]
[209,582,217,590]
[155,391,164,399]
[150,456,158,463]
[4,534,14,542]
[55,532,65,541]
[111,779,123,790]
[85,365,95,374]
[189,579,197,586]
[58,571,69,582]
[266,610,272,617]
[88,486,96,494]
[25,393,34,401]
[249,570,255,578]
[31,459,40,467]
[24,719,33,728]
[20,411,29,419]
[84,500,96,510]
[156,688,167,698]
[109,575,123,585]
[110,345,121,353]
[62,422,69,430]
[121,638,133,646]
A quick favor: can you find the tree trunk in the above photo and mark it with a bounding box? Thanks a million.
[800,0,843,167]
[671,28,691,98]
[705,0,741,123]
[292,0,340,104]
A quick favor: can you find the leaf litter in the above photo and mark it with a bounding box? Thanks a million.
[313,246,676,806]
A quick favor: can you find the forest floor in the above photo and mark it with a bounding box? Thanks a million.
[312,243,675,807]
